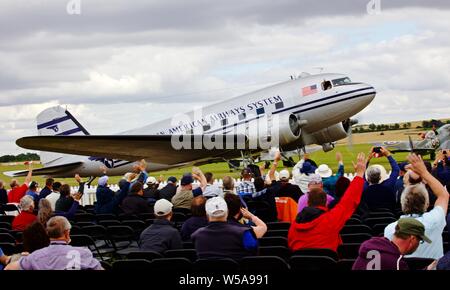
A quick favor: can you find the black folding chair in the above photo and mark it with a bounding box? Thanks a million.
[258,246,291,261]
[127,250,164,261]
[118,214,139,222]
[364,217,396,228]
[345,218,362,225]
[338,243,361,259]
[264,230,288,238]
[95,214,117,222]
[121,220,147,238]
[0,242,16,255]
[106,225,138,256]
[337,259,356,271]
[99,220,121,228]
[137,213,155,221]
[341,233,372,244]
[340,224,372,235]
[0,222,11,230]
[372,223,389,236]
[291,248,339,261]
[194,258,239,272]
[266,222,291,231]
[404,257,435,270]
[0,215,14,224]
[112,259,152,271]
[183,241,195,249]
[172,212,188,223]
[290,255,337,271]
[258,237,288,247]
[70,234,105,260]
[0,233,15,243]
[240,256,290,272]
[73,213,96,223]
[81,225,114,254]
[151,257,193,271]
[164,249,198,262]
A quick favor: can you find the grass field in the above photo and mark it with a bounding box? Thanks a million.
[0,143,416,187]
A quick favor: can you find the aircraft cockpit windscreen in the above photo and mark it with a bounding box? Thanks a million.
[332,77,352,86]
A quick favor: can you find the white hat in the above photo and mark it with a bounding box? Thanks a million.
[315,164,333,178]
[366,164,388,184]
[279,169,290,180]
[98,175,109,186]
[154,199,173,216]
[308,174,323,185]
[205,196,228,218]
[146,176,157,184]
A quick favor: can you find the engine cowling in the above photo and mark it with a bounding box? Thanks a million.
[277,114,302,145]
[245,113,302,148]
[304,121,349,145]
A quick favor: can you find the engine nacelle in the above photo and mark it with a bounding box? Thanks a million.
[276,113,302,146]
[245,113,302,148]
[303,121,349,145]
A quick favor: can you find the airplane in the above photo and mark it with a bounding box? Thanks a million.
[372,124,450,159]
[9,72,376,180]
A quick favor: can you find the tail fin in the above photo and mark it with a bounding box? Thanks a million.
[36,106,90,166]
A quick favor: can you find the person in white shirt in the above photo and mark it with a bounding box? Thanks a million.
[202,172,223,198]
[45,182,61,211]
[292,154,318,193]
[384,153,449,259]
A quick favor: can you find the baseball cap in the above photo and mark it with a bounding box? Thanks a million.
[154,199,173,216]
[205,196,228,218]
[167,176,177,183]
[146,176,157,184]
[98,175,108,187]
[180,173,194,186]
[398,162,408,172]
[279,169,290,180]
[395,218,432,243]
[308,174,323,185]
[300,162,316,174]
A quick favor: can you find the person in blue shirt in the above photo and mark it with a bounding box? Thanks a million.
[361,147,400,211]
[315,152,345,196]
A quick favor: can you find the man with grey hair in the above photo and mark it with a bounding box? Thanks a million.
[6,216,102,270]
[191,196,267,261]
[361,147,399,211]
[384,153,449,259]
[12,195,37,231]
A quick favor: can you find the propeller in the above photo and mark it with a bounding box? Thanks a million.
[408,135,415,153]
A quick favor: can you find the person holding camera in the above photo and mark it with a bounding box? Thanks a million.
[361,146,400,211]
[432,150,449,186]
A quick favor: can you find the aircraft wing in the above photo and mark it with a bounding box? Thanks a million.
[371,140,438,154]
[4,161,83,177]
[16,135,247,165]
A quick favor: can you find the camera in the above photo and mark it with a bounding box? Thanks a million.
[372,147,382,153]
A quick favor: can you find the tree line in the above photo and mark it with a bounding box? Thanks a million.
[0,153,40,163]
[354,119,449,133]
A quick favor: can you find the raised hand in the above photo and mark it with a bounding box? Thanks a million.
[352,152,367,177]
[405,153,428,177]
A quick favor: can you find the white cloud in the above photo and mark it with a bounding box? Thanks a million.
[0,2,450,154]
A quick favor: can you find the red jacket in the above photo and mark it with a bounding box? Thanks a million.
[12,211,37,231]
[288,176,364,252]
[8,184,28,204]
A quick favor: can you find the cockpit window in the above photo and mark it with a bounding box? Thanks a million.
[332,77,352,86]
[321,80,332,91]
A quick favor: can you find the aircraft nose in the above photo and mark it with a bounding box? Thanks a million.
[359,82,376,103]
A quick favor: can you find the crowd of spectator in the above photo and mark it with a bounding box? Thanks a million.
[0,148,449,271]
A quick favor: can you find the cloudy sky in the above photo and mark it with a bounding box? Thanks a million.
[1,0,449,154]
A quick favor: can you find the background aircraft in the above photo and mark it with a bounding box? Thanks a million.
[373,124,450,159]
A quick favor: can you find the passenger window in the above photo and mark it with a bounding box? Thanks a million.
[322,80,332,91]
